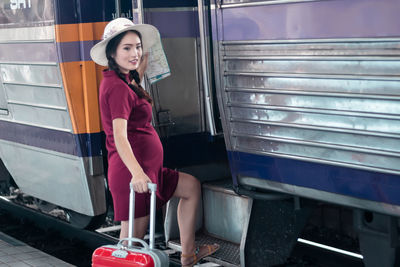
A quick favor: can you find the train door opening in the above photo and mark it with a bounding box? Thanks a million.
[128,0,229,173]
[133,0,222,138]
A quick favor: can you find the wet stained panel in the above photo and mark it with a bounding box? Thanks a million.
[220,40,400,174]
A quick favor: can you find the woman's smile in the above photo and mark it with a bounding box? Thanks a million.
[129,59,139,66]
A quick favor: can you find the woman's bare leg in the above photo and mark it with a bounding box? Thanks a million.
[119,215,150,240]
[172,172,201,257]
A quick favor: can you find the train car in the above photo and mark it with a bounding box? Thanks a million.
[208,0,400,266]
[0,0,227,231]
[0,0,115,228]
[1,0,400,266]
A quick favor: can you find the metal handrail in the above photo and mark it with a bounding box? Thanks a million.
[198,0,217,135]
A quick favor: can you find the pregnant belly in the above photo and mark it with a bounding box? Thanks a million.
[129,132,163,171]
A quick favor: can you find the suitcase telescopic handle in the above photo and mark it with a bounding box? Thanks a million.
[129,182,157,249]
[118,237,150,250]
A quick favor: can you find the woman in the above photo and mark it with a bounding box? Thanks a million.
[90,18,219,267]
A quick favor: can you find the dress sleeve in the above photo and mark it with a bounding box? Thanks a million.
[107,82,136,120]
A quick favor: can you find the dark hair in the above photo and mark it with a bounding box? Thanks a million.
[105,30,153,104]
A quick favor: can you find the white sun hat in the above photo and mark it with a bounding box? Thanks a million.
[90,17,160,67]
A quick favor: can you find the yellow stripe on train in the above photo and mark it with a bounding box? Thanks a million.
[55,22,107,42]
[56,22,107,134]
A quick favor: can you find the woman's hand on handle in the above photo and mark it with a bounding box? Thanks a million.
[130,171,151,193]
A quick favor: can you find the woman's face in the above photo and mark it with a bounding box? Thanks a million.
[113,31,142,74]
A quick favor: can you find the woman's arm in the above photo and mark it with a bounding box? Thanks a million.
[136,52,149,81]
[113,118,151,193]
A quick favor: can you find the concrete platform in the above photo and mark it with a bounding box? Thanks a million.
[0,231,74,267]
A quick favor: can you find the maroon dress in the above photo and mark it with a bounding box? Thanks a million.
[99,70,179,220]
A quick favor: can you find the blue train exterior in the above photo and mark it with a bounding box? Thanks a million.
[208,1,400,265]
[212,0,400,218]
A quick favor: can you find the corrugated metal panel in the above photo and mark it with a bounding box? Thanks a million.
[221,39,400,175]
[221,0,328,8]
[0,0,71,131]
[0,63,72,131]
[0,5,72,131]
[0,26,54,41]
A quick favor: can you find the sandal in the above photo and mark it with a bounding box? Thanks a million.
[181,243,220,267]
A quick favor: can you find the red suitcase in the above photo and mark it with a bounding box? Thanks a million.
[92,183,169,267]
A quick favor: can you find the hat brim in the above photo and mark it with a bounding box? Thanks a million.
[90,24,160,67]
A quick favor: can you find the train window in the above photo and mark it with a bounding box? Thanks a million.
[113,0,133,20]
[0,75,7,115]
[222,0,325,5]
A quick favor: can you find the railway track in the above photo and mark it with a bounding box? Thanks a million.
[0,197,114,266]
[0,197,183,266]
[0,194,366,267]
